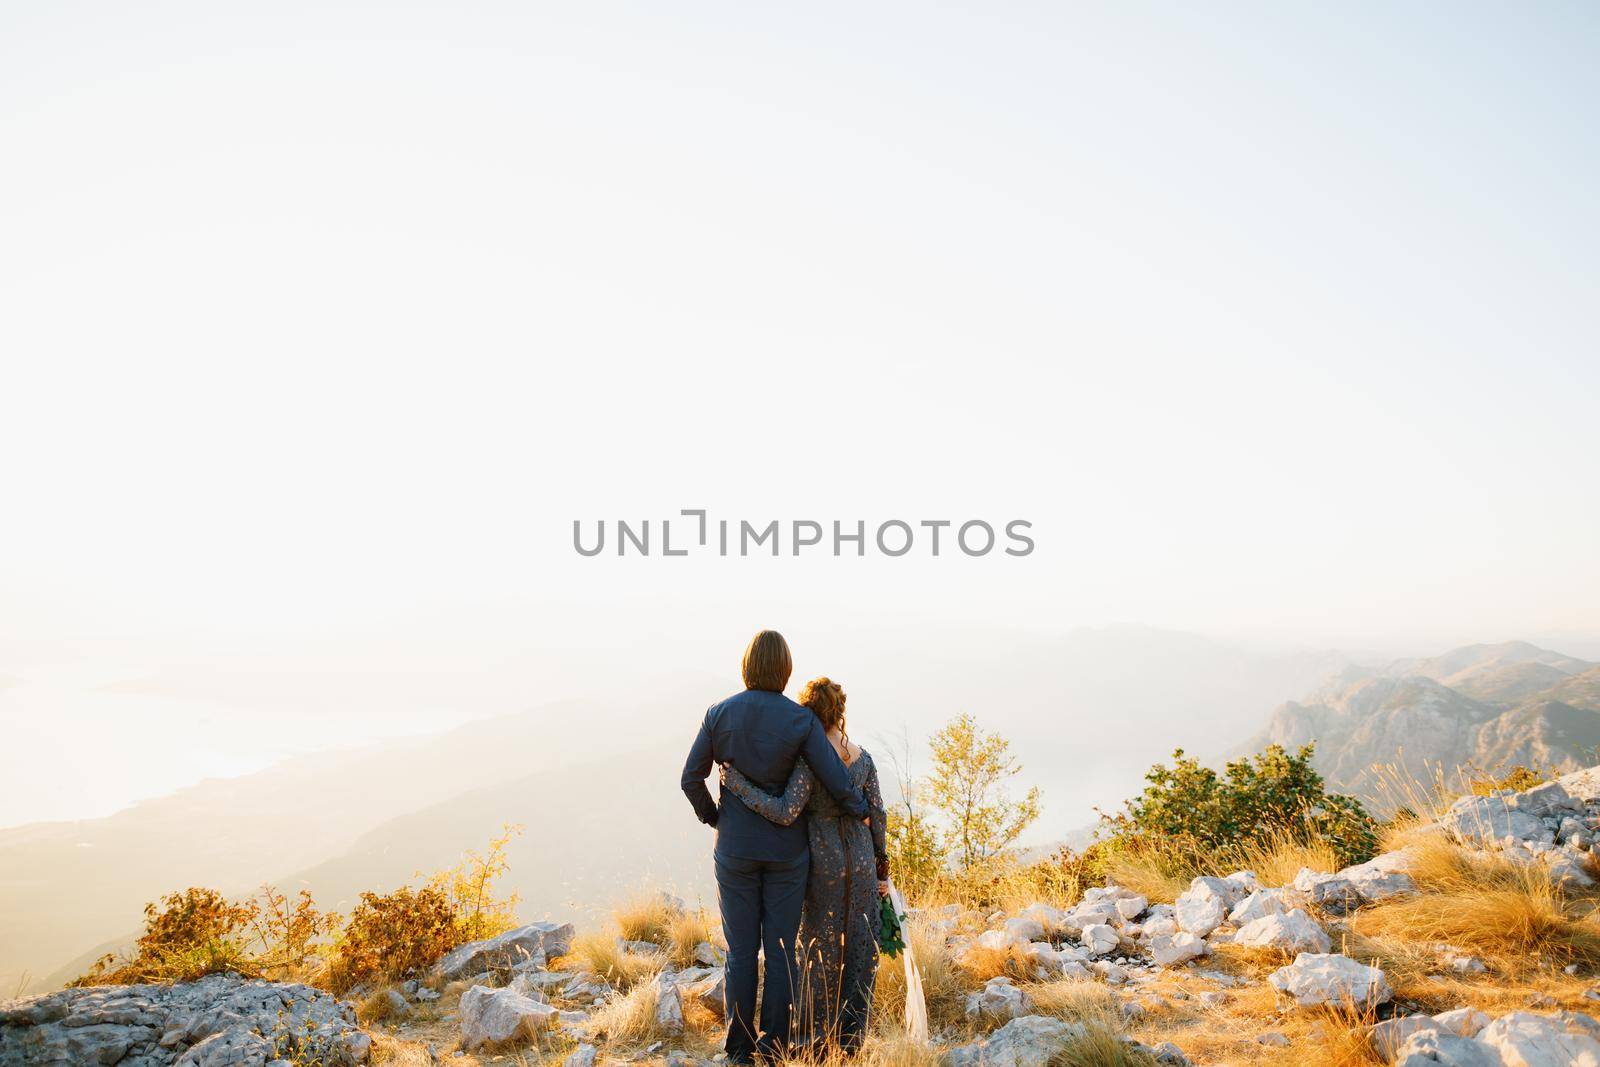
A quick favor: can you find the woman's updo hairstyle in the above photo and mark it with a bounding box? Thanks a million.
[798,676,847,742]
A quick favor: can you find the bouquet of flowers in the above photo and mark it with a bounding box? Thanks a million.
[877,891,907,957]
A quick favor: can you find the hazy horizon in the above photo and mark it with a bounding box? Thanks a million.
[6,620,1600,831]
[4,4,1599,829]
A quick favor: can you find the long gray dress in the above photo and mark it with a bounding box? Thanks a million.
[721,750,889,1052]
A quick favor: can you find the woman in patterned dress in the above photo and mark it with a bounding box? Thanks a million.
[719,677,890,1054]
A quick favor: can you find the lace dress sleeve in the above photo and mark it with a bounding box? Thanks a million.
[864,753,890,880]
[721,759,814,826]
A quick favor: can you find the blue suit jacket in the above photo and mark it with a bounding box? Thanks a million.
[682,688,868,861]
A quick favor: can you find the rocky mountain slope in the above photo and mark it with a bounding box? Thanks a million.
[1243,641,1600,803]
[14,766,1600,1066]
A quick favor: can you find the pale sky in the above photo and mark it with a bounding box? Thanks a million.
[2,2,1597,826]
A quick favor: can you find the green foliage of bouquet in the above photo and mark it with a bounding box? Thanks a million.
[877,893,907,957]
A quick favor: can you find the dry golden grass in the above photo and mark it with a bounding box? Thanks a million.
[914,857,1086,914]
[550,890,721,991]
[1264,1011,1385,1067]
[557,929,664,992]
[613,891,680,944]
[874,919,969,1032]
[854,1033,946,1067]
[357,986,404,1025]
[1352,830,1600,979]
[1023,977,1121,1027]
[662,908,718,968]
[592,889,721,969]
[1107,827,1341,905]
[1363,759,1462,822]
[953,942,1035,984]
[370,1032,449,1066]
[1125,980,1273,1065]
[1055,1026,1166,1067]
[765,1033,944,1067]
[1111,979,1386,1067]
[1231,830,1340,888]
[367,993,566,1067]
[1105,854,1190,905]
[1359,883,1600,973]
[370,824,1600,1067]
[585,977,684,1046]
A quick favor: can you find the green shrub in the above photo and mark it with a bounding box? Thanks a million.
[1095,743,1378,870]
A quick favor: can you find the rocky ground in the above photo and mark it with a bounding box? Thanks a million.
[0,974,369,1066]
[11,766,1600,1066]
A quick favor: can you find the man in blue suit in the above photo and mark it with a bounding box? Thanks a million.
[682,630,867,1064]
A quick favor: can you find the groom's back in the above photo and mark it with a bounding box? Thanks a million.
[705,688,814,859]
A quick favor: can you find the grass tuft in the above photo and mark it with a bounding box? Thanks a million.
[1054,1025,1165,1067]
[556,930,664,992]
[585,976,681,1047]
[873,918,969,1032]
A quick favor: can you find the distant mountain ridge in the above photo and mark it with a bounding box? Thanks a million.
[1243,641,1600,804]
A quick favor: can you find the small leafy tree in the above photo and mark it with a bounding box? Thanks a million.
[1098,743,1378,867]
[925,714,1041,870]
[245,885,340,974]
[886,805,947,898]
[424,822,524,942]
[878,731,948,897]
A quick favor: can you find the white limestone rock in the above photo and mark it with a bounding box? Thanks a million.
[176,1025,275,1067]
[1476,1010,1600,1067]
[652,979,684,1036]
[1021,942,1087,980]
[692,941,726,966]
[1432,1007,1491,1038]
[1174,879,1230,936]
[1438,795,1553,848]
[434,922,576,980]
[1065,898,1121,932]
[458,985,558,1050]
[1267,953,1391,1009]
[1140,915,1180,940]
[1340,851,1418,903]
[1233,909,1332,955]
[1017,904,1067,936]
[1147,932,1208,967]
[1114,895,1149,922]
[1393,1029,1501,1067]
[976,928,1024,951]
[1081,924,1119,956]
[1225,870,1260,896]
[1229,888,1288,925]
[1514,782,1582,819]
[945,1015,1087,1067]
[683,969,725,1018]
[965,977,1032,1023]
[1368,1017,1438,1060]
[1289,868,1362,915]
[1547,848,1597,889]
